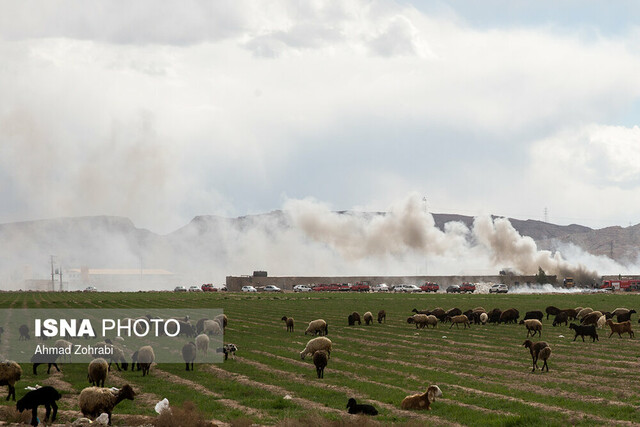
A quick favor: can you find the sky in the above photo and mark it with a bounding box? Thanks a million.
[1,1,640,234]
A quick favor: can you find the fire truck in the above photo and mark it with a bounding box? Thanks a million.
[600,279,640,291]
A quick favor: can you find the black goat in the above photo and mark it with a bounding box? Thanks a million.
[553,311,568,327]
[617,310,637,323]
[30,353,61,375]
[346,398,378,415]
[16,386,61,427]
[569,323,599,342]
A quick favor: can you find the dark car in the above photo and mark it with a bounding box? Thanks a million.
[446,285,461,293]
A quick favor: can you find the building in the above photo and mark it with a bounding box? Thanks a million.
[67,267,178,291]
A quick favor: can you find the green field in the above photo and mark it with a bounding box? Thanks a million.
[1,291,640,426]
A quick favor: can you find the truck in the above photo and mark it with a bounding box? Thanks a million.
[563,277,575,288]
[420,282,440,293]
[459,282,476,293]
[600,279,640,291]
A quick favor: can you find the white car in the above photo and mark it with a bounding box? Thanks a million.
[393,284,421,293]
[174,285,187,292]
[189,285,202,292]
[293,285,312,292]
[264,285,282,292]
[84,286,97,292]
[372,284,389,292]
[241,285,257,293]
[489,284,509,294]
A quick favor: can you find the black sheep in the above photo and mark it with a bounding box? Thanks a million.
[569,323,599,342]
[545,306,560,320]
[552,312,568,327]
[617,310,636,323]
[523,311,544,321]
[346,398,378,415]
[16,386,61,427]
[30,353,61,375]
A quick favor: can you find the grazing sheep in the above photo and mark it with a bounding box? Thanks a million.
[444,308,462,321]
[537,346,551,372]
[196,333,210,355]
[401,385,442,410]
[479,312,488,325]
[553,311,569,327]
[312,350,328,379]
[182,342,197,371]
[305,319,328,336]
[79,383,136,425]
[196,318,208,335]
[521,319,543,337]
[581,311,603,326]
[597,315,607,329]
[16,385,61,427]
[54,339,73,363]
[281,316,295,332]
[350,312,362,325]
[617,310,637,323]
[88,358,109,387]
[346,398,378,415]
[214,314,228,330]
[563,308,578,320]
[574,306,583,313]
[430,308,447,321]
[577,308,593,319]
[522,340,549,372]
[412,308,430,315]
[449,315,470,329]
[407,314,428,329]
[202,319,223,336]
[523,311,544,321]
[472,306,485,312]
[31,352,61,375]
[545,306,560,320]
[377,310,386,323]
[300,337,332,360]
[18,324,30,340]
[135,346,155,376]
[499,308,520,324]
[606,319,635,338]
[363,311,374,325]
[612,308,630,316]
[569,323,599,342]
[487,308,502,324]
[0,360,22,401]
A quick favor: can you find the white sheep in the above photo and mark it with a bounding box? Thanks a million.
[196,333,210,355]
[522,319,543,337]
[305,319,328,336]
[300,337,332,360]
[597,315,607,329]
[203,319,223,336]
[363,312,374,325]
[0,360,22,400]
[480,313,488,325]
[79,384,136,425]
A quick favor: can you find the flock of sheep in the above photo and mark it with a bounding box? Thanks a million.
[0,313,231,425]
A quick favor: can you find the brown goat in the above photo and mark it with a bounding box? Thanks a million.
[606,319,635,338]
[401,385,442,410]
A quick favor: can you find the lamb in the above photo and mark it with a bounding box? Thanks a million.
[0,360,22,401]
[300,337,332,360]
[134,345,155,376]
[553,311,568,327]
[220,343,237,360]
[19,324,30,340]
[182,342,197,371]
[401,385,442,410]
[597,315,607,329]
[479,312,488,325]
[545,306,560,320]
[377,310,386,323]
[581,311,603,326]
[606,319,635,338]
[305,319,328,336]
[196,333,210,355]
[16,385,61,427]
[617,310,637,323]
[79,383,136,425]
[523,311,544,321]
[576,307,593,319]
[537,346,551,372]
[499,308,520,324]
[569,323,599,342]
[448,315,470,329]
[520,319,543,337]
[346,398,378,415]
[407,314,437,329]
[522,340,549,372]
[348,312,362,325]
[88,358,109,387]
[363,311,374,325]
[202,319,223,336]
[281,316,295,332]
[312,350,328,378]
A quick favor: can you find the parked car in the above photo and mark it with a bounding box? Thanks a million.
[372,283,390,292]
[189,285,202,292]
[460,282,476,293]
[84,286,97,292]
[393,284,421,293]
[241,285,257,293]
[174,285,187,292]
[489,284,509,294]
[446,285,461,293]
[201,283,217,292]
[293,284,312,292]
[350,283,370,292]
[420,282,439,293]
[264,285,282,292]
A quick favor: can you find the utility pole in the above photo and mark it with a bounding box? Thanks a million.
[50,255,55,291]
[59,266,63,292]
[544,207,548,223]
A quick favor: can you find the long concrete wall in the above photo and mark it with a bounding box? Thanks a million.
[225,274,556,292]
